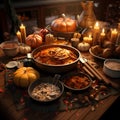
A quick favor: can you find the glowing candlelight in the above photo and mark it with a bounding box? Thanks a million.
[20,24,26,43]
[92,21,100,45]
[83,34,92,45]
[99,28,106,47]
[101,28,105,36]
[111,28,117,35]
[16,31,22,43]
[94,22,99,30]
[110,28,118,44]
[88,34,92,39]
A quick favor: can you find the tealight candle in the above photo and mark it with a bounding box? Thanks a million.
[16,31,22,43]
[83,34,92,45]
[20,24,26,43]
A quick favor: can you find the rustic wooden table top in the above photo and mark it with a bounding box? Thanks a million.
[0,51,119,120]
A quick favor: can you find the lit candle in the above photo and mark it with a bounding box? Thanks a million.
[83,34,92,46]
[101,28,105,36]
[110,28,118,44]
[92,21,100,45]
[20,24,26,43]
[16,31,22,43]
[99,28,106,47]
[94,22,99,30]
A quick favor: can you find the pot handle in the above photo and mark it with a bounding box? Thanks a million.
[27,53,32,59]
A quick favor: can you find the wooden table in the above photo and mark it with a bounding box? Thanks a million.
[0,52,120,120]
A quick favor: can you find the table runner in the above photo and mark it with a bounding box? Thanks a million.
[5,68,119,113]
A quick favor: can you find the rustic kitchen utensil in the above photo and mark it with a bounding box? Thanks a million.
[79,57,102,80]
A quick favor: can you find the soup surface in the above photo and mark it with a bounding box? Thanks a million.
[2,42,18,49]
[34,47,78,65]
[106,61,120,71]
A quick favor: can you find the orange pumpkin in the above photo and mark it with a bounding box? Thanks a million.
[51,14,77,33]
[25,34,43,49]
[13,67,40,88]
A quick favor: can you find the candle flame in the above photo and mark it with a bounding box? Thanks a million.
[113,29,117,32]
[111,28,118,34]
[102,28,105,33]
[16,30,21,35]
[95,22,99,27]
[21,23,24,26]
[89,34,92,38]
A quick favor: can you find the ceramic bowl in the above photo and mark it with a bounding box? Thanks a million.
[103,59,120,78]
[61,71,92,91]
[0,41,19,57]
[28,77,64,103]
[32,44,81,73]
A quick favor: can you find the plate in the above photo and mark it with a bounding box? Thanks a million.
[61,71,92,91]
[89,48,105,60]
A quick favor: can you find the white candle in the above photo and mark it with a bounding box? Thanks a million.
[20,24,26,43]
[83,34,92,45]
[99,28,106,47]
[16,31,22,43]
[92,21,100,45]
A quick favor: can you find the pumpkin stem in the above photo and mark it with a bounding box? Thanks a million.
[62,13,66,21]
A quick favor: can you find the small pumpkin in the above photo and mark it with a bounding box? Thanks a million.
[13,67,40,87]
[45,33,55,44]
[77,42,90,52]
[25,34,43,49]
[73,32,81,39]
[51,14,77,33]
[19,43,31,54]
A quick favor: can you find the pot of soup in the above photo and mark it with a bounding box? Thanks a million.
[32,44,81,73]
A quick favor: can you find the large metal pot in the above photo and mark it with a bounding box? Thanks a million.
[32,44,81,73]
